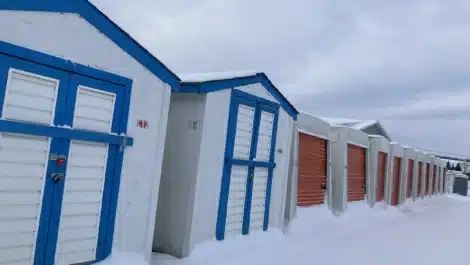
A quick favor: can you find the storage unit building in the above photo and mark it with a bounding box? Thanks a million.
[367,135,390,206]
[402,147,418,201]
[0,1,182,264]
[297,112,331,207]
[329,125,370,213]
[388,143,404,206]
[153,73,298,258]
[452,173,468,196]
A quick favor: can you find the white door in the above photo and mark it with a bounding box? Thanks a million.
[0,68,59,265]
[217,91,279,240]
[0,54,130,265]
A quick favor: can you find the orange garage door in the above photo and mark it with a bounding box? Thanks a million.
[425,163,431,195]
[391,157,401,205]
[407,159,414,198]
[297,133,328,206]
[418,161,423,196]
[376,152,387,202]
[348,144,366,202]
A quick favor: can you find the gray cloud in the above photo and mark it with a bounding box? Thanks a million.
[92,0,470,156]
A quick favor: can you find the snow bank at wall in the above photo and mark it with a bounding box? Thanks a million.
[95,252,149,265]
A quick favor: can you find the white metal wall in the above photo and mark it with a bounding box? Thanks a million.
[154,94,207,258]
[329,126,369,214]
[0,11,172,260]
[387,143,404,205]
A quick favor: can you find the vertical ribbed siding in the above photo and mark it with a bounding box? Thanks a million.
[391,157,401,205]
[297,133,327,206]
[347,144,366,202]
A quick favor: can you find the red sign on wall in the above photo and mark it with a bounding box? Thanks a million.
[137,120,149,129]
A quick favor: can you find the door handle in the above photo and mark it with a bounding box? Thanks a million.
[50,173,64,183]
[320,182,326,190]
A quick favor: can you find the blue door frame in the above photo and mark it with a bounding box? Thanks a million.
[216,89,280,240]
[0,41,133,265]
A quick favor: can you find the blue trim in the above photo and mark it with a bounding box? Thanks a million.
[33,139,59,265]
[0,0,180,90]
[0,41,132,87]
[215,91,245,240]
[262,105,279,231]
[103,73,132,257]
[229,159,276,168]
[43,139,70,265]
[216,90,281,239]
[180,73,298,119]
[0,120,133,146]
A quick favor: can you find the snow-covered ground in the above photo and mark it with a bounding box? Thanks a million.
[101,195,470,265]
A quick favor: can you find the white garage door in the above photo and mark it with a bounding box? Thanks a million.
[217,90,279,240]
[0,54,131,265]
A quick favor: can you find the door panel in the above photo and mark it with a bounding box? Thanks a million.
[0,133,50,265]
[297,133,327,206]
[376,152,387,202]
[432,165,437,193]
[391,157,401,205]
[425,163,430,194]
[249,167,269,231]
[418,162,423,196]
[407,159,414,198]
[233,104,255,160]
[217,90,279,240]
[55,141,109,265]
[225,165,249,235]
[347,144,366,202]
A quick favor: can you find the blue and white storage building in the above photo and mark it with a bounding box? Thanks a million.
[153,72,298,258]
[0,0,180,264]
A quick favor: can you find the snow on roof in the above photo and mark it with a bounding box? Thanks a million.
[179,71,259,83]
[319,117,378,130]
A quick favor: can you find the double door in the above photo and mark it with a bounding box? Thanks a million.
[216,90,279,240]
[0,54,128,265]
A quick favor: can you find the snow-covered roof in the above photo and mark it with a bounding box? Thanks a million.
[178,71,299,119]
[320,117,391,140]
[178,71,259,83]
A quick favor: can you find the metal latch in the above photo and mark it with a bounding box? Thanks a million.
[50,173,64,183]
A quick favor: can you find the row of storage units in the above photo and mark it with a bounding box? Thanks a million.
[0,1,451,264]
[297,112,449,213]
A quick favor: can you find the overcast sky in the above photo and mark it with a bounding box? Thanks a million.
[92,0,470,158]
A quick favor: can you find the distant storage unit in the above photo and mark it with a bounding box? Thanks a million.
[0,1,182,264]
[329,125,370,213]
[153,73,298,258]
[297,112,331,207]
[367,135,390,206]
[452,173,468,197]
[402,147,418,202]
[388,143,404,206]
